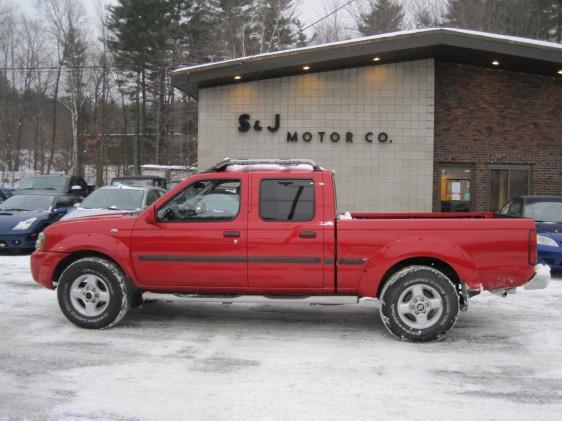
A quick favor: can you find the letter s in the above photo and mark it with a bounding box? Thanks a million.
[238,114,251,132]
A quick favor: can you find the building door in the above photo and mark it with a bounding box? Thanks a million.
[439,165,474,212]
[490,166,530,211]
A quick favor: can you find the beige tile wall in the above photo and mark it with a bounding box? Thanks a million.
[198,59,435,212]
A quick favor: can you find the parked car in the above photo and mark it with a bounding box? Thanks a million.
[61,185,166,221]
[31,159,549,342]
[166,179,186,191]
[110,176,167,189]
[0,191,79,252]
[0,188,14,203]
[498,195,562,270]
[19,175,91,198]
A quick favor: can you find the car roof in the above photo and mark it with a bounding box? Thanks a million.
[12,190,65,196]
[96,185,159,192]
[111,176,166,180]
[518,195,562,202]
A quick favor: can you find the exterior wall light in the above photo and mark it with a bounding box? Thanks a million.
[302,65,311,70]
[373,57,381,62]
[557,69,562,75]
[491,60,500,66]
[234,75,242,80]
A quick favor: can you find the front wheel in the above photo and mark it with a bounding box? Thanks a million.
[379,265,460,342]
[57,257,130,329]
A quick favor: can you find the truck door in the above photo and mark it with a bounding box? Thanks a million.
[247,173,325,291]
[130,173,248,289]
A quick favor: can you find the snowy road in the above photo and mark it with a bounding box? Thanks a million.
[1,255,561,421]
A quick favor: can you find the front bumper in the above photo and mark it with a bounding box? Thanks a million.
[0,233,37,250]
[538,245,562,270]
[524,264,551,290]
[30,251,69,289]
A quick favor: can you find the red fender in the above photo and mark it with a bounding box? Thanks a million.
[356,236,481,297]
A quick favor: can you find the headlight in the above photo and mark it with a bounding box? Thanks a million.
[12,217,37,231]
[537,234,559,247]
[35,232,46,251]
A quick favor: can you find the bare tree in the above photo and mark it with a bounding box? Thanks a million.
[42,0,90,175]
[313,0,352,44]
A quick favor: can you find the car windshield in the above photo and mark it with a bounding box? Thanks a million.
[111,178,155,187]
[20,176,67,191]
[0,195,53,212]
[524,201,562,223]
[80,189,144,211]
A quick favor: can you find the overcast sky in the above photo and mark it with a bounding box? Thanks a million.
[14,0,344,35]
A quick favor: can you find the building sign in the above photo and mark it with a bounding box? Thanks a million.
[238,113,391,144]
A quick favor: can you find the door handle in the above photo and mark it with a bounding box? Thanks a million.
[299,231,317,238]
[223,231,241,238]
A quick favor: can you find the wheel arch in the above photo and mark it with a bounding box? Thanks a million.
[375,257,461,298]
[53,250,138,295]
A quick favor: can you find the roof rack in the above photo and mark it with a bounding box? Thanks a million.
[205,158,322,172]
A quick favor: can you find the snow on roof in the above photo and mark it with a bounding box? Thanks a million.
[173,27,562,75]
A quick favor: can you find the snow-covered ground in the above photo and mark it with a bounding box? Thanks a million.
[1,255,561,421]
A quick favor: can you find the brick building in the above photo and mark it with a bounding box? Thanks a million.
[172,28,562,213]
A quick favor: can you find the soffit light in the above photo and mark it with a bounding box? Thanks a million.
[557,69,562,75]
[491,60,500,66]
[373,57,381,62]
[302,65,311,71]
[234,75,242,80]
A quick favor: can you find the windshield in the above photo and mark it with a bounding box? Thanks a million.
[524,201,562,223]
[0,195,53,212]
[80,189,144,211]
[111,178,155,187]
[20,176,67,191]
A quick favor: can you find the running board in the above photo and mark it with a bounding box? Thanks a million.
[142,292,360,306]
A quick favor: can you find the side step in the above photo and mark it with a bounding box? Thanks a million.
[142,293,360,306]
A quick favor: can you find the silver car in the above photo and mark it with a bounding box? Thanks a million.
[61,185,166,221]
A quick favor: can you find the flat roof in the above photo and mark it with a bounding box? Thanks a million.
[172,27,562,99]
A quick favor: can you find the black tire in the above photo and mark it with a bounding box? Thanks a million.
[57,257,130,329]
[379,265,460,342]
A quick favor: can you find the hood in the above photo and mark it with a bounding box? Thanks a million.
[536,221,562,241]
[0,211,49,232]
[61,208,134,221]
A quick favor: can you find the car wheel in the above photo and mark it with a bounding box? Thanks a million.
[379,265,460,342]
[57,257,129,329]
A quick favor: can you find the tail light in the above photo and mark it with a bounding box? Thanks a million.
[528,228,537,265]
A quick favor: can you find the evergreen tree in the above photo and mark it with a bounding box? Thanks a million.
[254,0,306,53]
[357,0,404,36]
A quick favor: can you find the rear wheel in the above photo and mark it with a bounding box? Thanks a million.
[57,257,130,329]
[379,265,460,342]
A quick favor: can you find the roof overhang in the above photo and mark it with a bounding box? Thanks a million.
[172,28,562,99]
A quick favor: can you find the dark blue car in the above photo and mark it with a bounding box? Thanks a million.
[0,191,79,252]
[499,196,562,270]
[0,188,14,203]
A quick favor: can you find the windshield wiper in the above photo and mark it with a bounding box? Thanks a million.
[2,208,28,211]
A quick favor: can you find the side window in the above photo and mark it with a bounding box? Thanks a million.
[260,179,314,222]
[55,195,77,208]
[146,190,160,206]
[508,199,523,216]
[157,179,240,222]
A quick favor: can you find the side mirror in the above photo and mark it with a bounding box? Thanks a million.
[145,206,157,224]
[71,185,82,191]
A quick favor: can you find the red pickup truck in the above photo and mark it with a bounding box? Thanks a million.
[31,159,550,341]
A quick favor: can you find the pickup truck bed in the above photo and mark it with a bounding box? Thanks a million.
[30,159,549,342]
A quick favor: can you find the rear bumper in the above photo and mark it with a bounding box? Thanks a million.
[30,251,69,289]
[524,264,551,290]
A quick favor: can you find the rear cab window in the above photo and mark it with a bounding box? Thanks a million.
[260,179,315,222]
